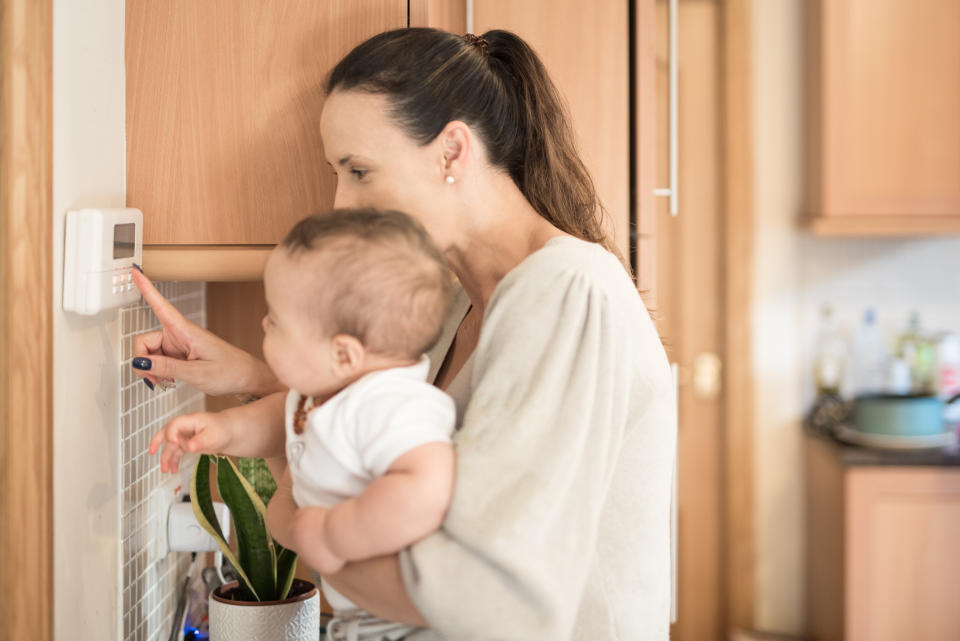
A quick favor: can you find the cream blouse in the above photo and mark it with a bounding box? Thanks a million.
[404,236,676,641]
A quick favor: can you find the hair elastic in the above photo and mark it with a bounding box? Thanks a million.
[463,33,490,56]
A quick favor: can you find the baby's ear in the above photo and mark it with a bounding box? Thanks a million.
[330,334,366,377]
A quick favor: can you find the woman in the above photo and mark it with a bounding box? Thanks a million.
[135,28,675,641]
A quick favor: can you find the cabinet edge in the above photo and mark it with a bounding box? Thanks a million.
[142,245,273,282]
[800,215,960,237]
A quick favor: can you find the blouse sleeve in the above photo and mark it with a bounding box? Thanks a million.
[399,259,640,641]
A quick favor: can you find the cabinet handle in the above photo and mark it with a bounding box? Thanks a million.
[653,0,679,216]
[466,0,475,34]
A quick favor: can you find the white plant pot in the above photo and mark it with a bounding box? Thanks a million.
[209,579,320,641]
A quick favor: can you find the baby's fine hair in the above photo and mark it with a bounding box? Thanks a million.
[280,208,456,359]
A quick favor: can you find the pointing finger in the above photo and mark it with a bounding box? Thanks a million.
[132,268,187,329]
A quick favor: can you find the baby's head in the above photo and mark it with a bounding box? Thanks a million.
[262,208,455,397]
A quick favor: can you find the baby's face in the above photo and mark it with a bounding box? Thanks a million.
[262,249,340,397]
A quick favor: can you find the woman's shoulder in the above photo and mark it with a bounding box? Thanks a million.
[490,235,640,311]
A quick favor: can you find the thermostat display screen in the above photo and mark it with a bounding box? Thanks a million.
[113,223,136,259]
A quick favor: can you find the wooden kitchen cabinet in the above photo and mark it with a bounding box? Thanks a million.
[126,1,407,247]
[806,435,960,640]
[128,1,659,289]
[804,0,960,236]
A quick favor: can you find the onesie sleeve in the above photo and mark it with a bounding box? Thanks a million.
[353,384,456,478]
[398,256,638,641]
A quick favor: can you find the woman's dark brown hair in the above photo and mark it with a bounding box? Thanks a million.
[325,28,629,273]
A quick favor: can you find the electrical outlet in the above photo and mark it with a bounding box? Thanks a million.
[168,500,230,553]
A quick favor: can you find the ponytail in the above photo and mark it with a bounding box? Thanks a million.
[326,28,629,273]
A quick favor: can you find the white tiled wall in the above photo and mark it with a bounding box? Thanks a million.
[799,236,960,404]
[120,282,206,641]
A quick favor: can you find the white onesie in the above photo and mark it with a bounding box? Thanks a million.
[283,356,456,611]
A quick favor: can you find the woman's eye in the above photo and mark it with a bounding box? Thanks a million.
[350,168,368,180]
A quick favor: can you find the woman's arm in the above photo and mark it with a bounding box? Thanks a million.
[130,267,281,396]
[322,556,426,626]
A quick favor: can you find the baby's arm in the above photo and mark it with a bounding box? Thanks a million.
[149,392,287,472]
[292,441,455,572]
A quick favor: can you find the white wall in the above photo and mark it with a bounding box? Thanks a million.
[52,0,126,637]
[751,0,960,634]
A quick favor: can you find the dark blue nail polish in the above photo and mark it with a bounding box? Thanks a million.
[132,262,144,273]
[132,357,152,371]
[144,379,155,391]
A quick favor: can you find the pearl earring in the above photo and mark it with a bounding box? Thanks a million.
[445,175,455,184]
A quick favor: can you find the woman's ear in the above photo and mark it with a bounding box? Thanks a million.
[329,334,366,378]
[437,120,473,181]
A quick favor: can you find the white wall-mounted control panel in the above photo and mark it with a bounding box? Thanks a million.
[63,208,143,315]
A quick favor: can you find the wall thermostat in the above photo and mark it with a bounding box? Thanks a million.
[63,208,143,315]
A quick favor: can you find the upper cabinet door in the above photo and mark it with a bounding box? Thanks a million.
[127,1,407,245]
[806,0,960,229]
[473,0,631,263]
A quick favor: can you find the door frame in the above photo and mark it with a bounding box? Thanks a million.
[721,0,755,632]
[0,1,54,640]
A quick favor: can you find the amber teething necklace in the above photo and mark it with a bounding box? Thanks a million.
[293,394,321,435]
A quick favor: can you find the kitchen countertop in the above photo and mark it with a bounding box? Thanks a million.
[806,430,960,467]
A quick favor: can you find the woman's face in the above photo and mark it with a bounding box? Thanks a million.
[320,90,457,249]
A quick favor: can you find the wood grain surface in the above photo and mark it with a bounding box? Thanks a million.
[127,1,407,244]
[0,0,54,639]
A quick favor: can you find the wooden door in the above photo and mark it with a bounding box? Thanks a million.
[126,1,408,245]
[653,1,725,639]
[473,0,632,263]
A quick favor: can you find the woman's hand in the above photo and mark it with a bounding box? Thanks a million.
[130,267,279,396]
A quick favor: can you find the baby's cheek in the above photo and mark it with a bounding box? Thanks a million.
[262,335,279,373]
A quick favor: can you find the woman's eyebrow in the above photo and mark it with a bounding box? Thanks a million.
[336,154,354,166]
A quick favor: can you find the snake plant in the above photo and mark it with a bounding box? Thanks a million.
[192,454,298,602]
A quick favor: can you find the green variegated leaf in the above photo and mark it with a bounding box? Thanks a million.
[275,544,298,601]
[191,455,260,601]
[217,456,277,601]
[237,457,278,504]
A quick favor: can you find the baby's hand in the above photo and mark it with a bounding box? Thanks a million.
[292,507,346,575]
[148,411,233,473]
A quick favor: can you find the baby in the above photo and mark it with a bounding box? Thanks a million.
[261,208,458,618]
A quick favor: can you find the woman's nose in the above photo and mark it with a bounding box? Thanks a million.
[333,186,354,209]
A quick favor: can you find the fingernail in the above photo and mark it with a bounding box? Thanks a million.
[132,357,152,371]
[132,263,144,274]
[144,379,155,391]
